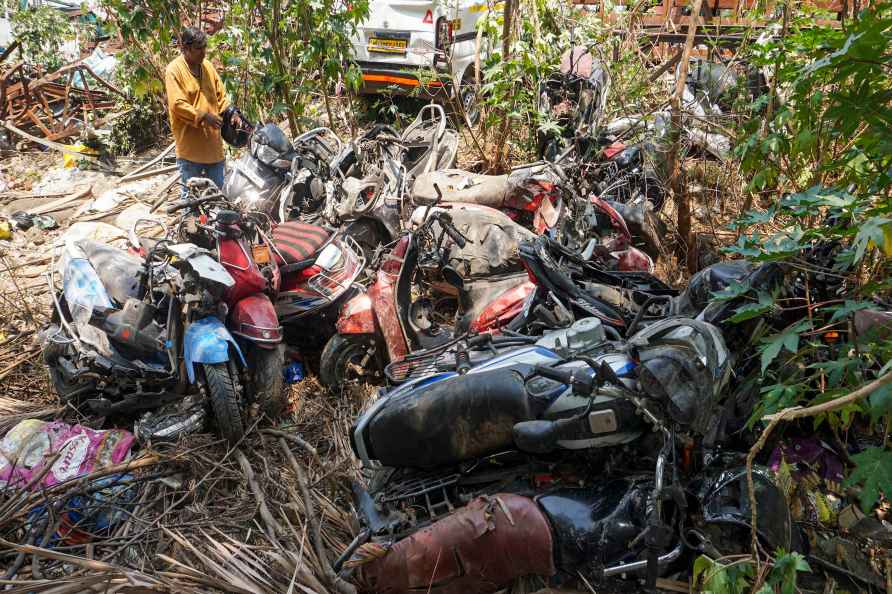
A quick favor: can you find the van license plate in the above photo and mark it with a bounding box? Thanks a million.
[369,36,408,53]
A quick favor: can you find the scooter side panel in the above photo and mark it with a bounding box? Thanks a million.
[336,292,377,334]
[368,273,409,362]
[352,493,555,594]
[469,280,536,333]
[183,317,247,383]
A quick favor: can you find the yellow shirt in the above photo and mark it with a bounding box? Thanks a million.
[164,55,230,164]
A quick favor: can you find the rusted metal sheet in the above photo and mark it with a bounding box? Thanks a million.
[353,494,556,594]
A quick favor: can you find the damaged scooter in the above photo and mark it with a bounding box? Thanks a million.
[42,220,252,442]
[319,204,535,389]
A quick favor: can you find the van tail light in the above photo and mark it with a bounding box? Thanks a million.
[423,9,433,23]
[435,17,453,50]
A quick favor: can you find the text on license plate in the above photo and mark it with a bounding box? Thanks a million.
[369,38,408,53]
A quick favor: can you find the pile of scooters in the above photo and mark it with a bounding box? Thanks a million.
[39,51,820,593]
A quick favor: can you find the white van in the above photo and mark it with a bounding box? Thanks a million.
[349,0,498,113]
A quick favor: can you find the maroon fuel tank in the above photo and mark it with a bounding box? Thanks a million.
[351,494,556,594]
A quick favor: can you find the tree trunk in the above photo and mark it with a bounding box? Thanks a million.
[667,0,704,274]
[493,0,515,171]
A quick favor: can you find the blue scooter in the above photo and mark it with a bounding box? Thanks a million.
[42,237,249,442]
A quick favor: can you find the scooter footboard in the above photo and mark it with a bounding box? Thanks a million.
[183,317,247,383]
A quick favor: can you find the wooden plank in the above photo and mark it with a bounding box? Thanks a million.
[120,142,176,181]
[26,187,93,216]
[118,164,178,183]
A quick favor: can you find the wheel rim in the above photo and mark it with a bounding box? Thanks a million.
[462,86,480,126]
[339,341,376,385]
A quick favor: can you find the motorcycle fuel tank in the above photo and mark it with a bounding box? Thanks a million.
[352,333,642,469]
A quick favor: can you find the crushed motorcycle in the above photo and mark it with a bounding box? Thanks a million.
[537,46,611,161]
[336,316,794,594]
[161,178,287,418]
[223,121,344,220]
[412,156,660,265]
[318,104,458,259]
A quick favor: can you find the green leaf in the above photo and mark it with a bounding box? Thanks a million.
[826,300,876,323]
[853,216,891,263]
[693,555,753,594]
[711,278,753,302]
[868,384,892,421]
[730,206,777,229]
[730,291,776,324]
[769,549,811,594]
[759,321,811,373]
[723,236,763,258]
[844,446,892,512]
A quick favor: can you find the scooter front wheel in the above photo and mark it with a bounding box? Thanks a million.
[202,362,245,443]
[319,334,382,391]
[249,344,286,418]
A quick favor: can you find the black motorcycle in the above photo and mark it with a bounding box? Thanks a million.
[538,46,611,162]
[335,316,793,594]
[223,123,342,221]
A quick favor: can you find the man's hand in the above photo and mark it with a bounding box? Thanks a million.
[201,111,223,129]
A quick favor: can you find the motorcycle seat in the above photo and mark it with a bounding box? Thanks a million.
[272,222,331,271]
[412,169,510,207]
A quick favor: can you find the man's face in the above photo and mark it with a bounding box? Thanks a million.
[181,40,206,68]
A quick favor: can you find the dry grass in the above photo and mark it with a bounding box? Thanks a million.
[0,372,376,593]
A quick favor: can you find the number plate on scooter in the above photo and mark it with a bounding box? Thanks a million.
[252,244,271,265]
[588,410,618,434]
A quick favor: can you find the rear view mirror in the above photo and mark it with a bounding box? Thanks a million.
[442,265,465,290]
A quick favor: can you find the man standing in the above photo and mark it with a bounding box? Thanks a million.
[164,27,232,193]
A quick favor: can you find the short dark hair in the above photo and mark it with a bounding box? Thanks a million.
[180,27,207,47]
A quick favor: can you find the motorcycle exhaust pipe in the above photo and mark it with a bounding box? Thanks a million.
[600,541,684,578]
[333,527,370,575]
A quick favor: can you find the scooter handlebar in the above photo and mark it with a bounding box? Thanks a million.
[533,364,594,395]
[443,221,467,249]
[165,195,218,214]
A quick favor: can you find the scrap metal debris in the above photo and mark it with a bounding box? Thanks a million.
[1,58,125,148]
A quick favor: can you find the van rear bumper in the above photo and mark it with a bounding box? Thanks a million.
[355,62,453,96]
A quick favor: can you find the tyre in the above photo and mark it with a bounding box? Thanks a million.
[202,362,245,443]
[458,76,481,127]
[319,334,382,390]
[250,345,286,419]
[42,327,93,402]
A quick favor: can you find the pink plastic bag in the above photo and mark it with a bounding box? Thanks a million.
[0,420,134,491]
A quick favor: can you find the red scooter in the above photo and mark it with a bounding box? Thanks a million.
[156,179,287,416]
[412,164,656,272]
[319,206,534,389]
